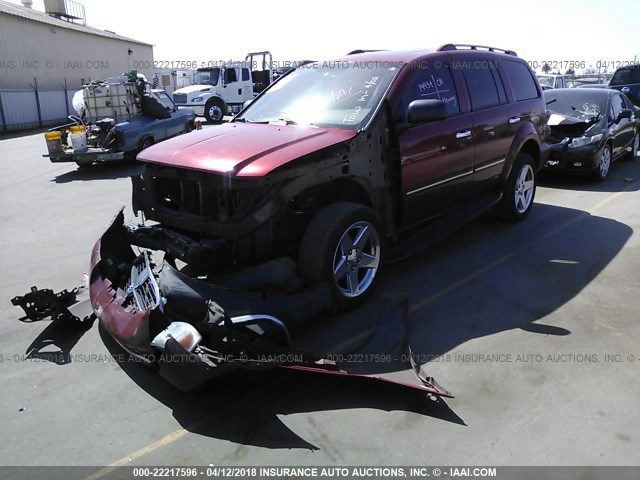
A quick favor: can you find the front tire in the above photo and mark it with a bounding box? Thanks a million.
[593,144,612,182]
[494,152,537,222]
[298,203,385,310]
[204,98,225,124]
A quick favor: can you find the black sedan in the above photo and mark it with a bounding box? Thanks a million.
[543,88,639,181]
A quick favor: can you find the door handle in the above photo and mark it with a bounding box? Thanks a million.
[509,116,521,124]
[238,88,242,95]
[456,130,472,139]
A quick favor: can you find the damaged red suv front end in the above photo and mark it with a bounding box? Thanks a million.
[88,210,452,396]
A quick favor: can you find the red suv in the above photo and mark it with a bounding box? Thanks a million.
[131,44,549,309]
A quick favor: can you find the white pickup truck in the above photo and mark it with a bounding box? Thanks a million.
[172,52,273,123]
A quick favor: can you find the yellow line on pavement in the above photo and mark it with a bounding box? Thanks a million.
[85,429,188,480]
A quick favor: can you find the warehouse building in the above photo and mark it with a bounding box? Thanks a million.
[0,0,154,131]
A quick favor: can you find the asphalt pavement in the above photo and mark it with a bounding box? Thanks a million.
[1,128,639,472]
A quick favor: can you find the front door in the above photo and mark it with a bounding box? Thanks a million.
[396,61,475,227]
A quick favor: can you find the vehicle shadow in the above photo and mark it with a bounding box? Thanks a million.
[380,202,632,365]
[99,324,465,450]
[99,203,630,449]
[539,154,640,192]
[51,160,142,183]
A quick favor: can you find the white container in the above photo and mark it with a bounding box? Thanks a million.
[70,131,88,152]
[83,82,140,121]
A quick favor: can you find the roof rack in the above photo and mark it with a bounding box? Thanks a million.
[438,44,517,57]
[346,49,387,55]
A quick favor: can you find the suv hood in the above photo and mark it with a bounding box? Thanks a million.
[137,123,357,177]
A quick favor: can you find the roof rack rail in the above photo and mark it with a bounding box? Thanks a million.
[346,49,387,55]
[437,44,517,57]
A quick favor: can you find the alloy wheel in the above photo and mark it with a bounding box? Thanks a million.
[514,164,535,214]
[332,221,381,298]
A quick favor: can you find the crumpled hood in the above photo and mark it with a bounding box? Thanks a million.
[173,85,213,95]
[548,112,599,137]
[137,122,357,177]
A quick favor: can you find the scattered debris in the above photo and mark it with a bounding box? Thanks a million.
[11,286,80,322]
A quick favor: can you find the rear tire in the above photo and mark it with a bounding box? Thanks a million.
[493,152,537,222]
[298,202,385,310]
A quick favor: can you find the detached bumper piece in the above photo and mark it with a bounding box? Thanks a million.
[89,210,453,398]
[12,286,83,322]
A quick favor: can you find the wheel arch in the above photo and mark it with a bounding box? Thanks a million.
[313,178,373,209]
[139,134,155,148]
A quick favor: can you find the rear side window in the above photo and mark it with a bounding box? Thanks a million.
[401,63,461,117]
[610,66,640,84]
[501,60,539,101]
[460,63,501,111]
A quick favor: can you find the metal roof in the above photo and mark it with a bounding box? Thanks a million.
[0,0,153,46]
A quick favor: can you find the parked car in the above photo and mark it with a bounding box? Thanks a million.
[543,88,639,181]
[567,76,609,88]
[608,64,640,107]
[44,90,196,167]
[86,44,550,389]
[537,74,568,90]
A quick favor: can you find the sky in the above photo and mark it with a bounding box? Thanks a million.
[9,0,640,73]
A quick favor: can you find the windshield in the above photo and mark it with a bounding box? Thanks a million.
[194,69,220,86]
[237,62,402,130]
[537,75,554,87]
[544,90,607,121]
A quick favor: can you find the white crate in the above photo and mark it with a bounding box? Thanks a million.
[83,83,141,122]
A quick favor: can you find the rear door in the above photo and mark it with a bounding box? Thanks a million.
[456,55,518,190]
[395,59,475,226]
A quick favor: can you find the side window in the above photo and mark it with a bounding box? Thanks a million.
[610,67,631,85]
[501,60,539,101]
[155,92,174,110]
[224,68,238,84]
[612,94,625,118]
[460,62,501,110]
[491,68,507,104]
[631,66,640,84]
[401,63,460,118]
[622,95,634,110]
[608,104,615,123]
[242,68,250,81]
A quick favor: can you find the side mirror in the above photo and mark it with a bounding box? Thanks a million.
[407,99,448,124]
[618,108,633,121]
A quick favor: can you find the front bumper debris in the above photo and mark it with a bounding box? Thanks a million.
[88,210,452,397]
